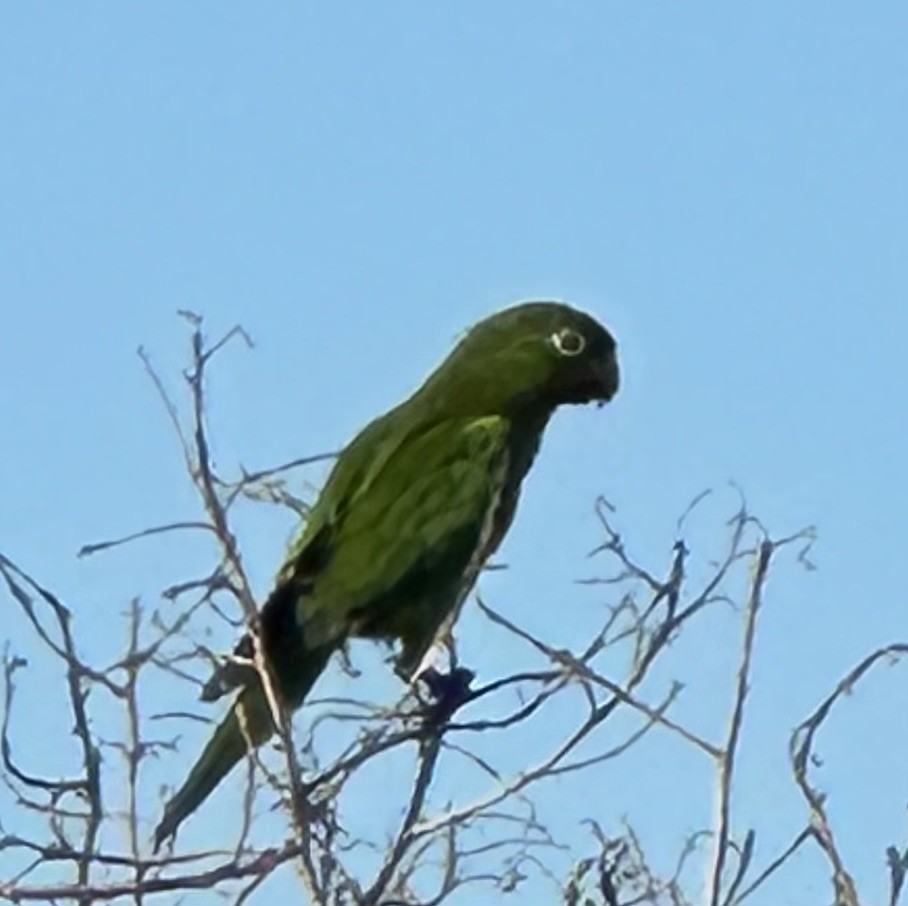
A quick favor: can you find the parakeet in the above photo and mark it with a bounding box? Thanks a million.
[154,300,619,848]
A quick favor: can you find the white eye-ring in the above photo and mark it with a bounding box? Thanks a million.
[551,327,586,357]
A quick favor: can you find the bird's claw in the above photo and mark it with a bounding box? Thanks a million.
[415,666,475,725]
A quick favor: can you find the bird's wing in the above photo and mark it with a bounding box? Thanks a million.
[294,414,511,663]
[201,414,510,701]
[200,408,434,701]
[276,407,408,585]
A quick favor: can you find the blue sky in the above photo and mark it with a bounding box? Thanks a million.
[1,4,906,904]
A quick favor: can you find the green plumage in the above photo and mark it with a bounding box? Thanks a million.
[154,301,619,848]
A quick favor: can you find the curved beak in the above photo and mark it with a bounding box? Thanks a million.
[591,349,620,403]
[568,349,619,406]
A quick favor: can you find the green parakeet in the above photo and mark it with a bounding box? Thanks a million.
[154,300,619,848]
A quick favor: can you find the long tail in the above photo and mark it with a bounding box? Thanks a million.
[154,646,332,849]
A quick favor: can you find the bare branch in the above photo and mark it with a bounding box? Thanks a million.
[708,539,773,906]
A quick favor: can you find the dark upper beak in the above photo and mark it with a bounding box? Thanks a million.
[591,349,620,402]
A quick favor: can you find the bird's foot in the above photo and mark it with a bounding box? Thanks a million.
[415,666,475,726]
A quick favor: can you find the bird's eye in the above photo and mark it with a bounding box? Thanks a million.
[550,327,586,357]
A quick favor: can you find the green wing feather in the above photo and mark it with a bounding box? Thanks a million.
[293,414,510,670]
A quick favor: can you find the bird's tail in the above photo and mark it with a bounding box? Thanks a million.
[153,646,332,850]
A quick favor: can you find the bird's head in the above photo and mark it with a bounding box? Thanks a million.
[420,301,619,416]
